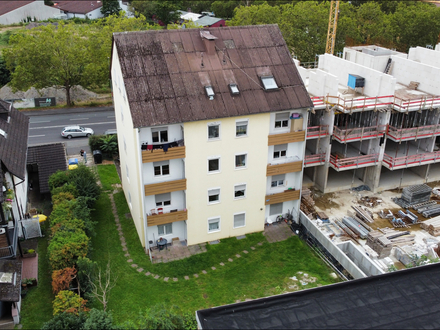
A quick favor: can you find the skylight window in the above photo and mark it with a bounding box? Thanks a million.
[261,76,278,90]
[229,84,239,95]
[205,86,215,100]
[0,129,6,138]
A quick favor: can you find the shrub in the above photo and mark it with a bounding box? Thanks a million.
[48,229,89,270]
[51,184,78,198]
[53,290,89,316]
[99,135,118,156]
[72,197,97,237]
[49,201,75,227]
[52,192,76,205]
[76,257,97,300]
[68,165,101,207]
[51,218,85,236]
[83,309,115,330]
[89,135,103,152]
[52,267,77,294]
[41,312,87,330]
[121,304,186,330]
[49,170,70,191]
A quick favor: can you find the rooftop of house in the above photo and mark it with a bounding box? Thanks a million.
[0,1,34,16]
[195,16,224,27]
[27,143,67,194]
[197,261,440,329]
[0,260,22,302]
[53,1,102,14]
[0,100,29,180]
[113,25,313,129]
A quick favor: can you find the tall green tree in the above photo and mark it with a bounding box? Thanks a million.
[101,0,121,17]
[130,1,183,25]
[3,23,96,106]
[228,2,281,26]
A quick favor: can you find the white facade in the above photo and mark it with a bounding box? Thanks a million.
[0,2,61,25]
[63,7,103,20]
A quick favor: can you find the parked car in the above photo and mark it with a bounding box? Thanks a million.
[104,129,117,135]
[61,126,94,139]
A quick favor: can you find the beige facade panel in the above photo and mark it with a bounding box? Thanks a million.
[147,210,188,227]
[144,179,187,196]
[142,146,186,163]
[266,161,303,176]
[268,131,305,146]
[265,190,300,205]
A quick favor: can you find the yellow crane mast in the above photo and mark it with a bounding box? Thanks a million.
[325,0,339,55]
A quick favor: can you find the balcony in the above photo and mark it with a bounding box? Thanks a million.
[144,179,187,196]
[0,225,17,259]
[387,124,440,142]
[268,131,305,146]
[306,125,329,139]
[265,189,300,205]
[304,153,326,167]
[142,140,185,163]
[147,209,188,227]
[330,153,379,171]
[383,151,440,170]
[333,125,387,143]
[267,157,302,176]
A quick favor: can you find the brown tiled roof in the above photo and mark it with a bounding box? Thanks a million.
[113,25,313,128]
[0,1,34,16]
[53,1,102,14]
[0,260,22,302]
[27,143,67,194]
[0,100,29,180]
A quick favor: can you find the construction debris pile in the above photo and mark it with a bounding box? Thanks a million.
[366,228,416,258]
[378,209,419,228]
[394,237,439,267]
[357,196,382,208]
[300,188,316,218]
[421,215,440,237]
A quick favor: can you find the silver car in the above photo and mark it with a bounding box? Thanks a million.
[61,126,94,139]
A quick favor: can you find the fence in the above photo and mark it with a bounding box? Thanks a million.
[306,125,329,139]
[330,153,379,171]
[304,153,326,167]
[387,124,440,142]
[383,151,440,169]
[333,125,387,143]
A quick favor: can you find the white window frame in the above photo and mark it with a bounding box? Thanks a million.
[208,122,220,140]
[234,183,246,200]
[120,104,124,122]
[153,161,170,176]
[236,119,248,137]
[235,153,247,169]
[208,157,221,173]
[273,144,287,159]
[155,193,171,207]
[275,113,289,128]
[128,192,132,209]
[233,212,246,229]
[126,165,130,182]
[271,174,285,188]
[158,223,173,235]
[208,217,221,233]
[208,188,220,204]
[261,76,278,90]
[152,127,168,143]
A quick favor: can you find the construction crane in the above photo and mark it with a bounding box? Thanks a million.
[325,0,340,55]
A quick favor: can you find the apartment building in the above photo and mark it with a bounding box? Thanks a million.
[111,25,312,249]
[297,45,440,193]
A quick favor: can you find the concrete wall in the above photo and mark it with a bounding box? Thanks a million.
[0,2,61,25]
[308,69,338,97]
[318,54,396,97]
[408,47,440,69]
[336,241,385,277]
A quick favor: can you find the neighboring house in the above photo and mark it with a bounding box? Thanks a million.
[0,100,29,260]
[53,0,130,19]
[178,10,226,27]
[111,25,312,250]
[0,1,61,25]
[0,260,23,327]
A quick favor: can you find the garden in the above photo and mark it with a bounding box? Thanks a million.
[19,164,341,329]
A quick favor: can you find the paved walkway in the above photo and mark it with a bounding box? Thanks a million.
[263,221,295,243]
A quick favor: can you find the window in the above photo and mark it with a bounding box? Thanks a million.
[234,184,246,199]
[158,223,172,235]
[270,203,283,216]
[261,76,278,90]
[208,188,220,204]
[208,217,220,233]
[229,84,239,95]
[234,213,246,228]
[274,144,287,158]
[124,137,127,153]
[275,113,289,128]
[152,127,168,143]
[126,165,129,182]
[120,104,124,122]
[155,193,171,207]
[236,120,248,137]
[128,192,132,209]
[235,154,247,168]
[154,161,170,176]
[271,174,285,187]
[208,158,220,172]
[208,124,220,139]
[205,86,215,100]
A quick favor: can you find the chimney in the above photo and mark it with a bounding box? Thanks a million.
[200,30,217,56]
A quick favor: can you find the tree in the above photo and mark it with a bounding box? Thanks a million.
[0,56,11,87]
[41,312,87,330]
[99,135,118,157]
[3,23,97,106]
[228,2,281,26]
[53,290,89,316]
[52,267,78,295]
[86,261,117,312]
[130,1,183,25]
[101,0,121,17]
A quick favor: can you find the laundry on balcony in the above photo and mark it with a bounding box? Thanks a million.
[141,139,184,152]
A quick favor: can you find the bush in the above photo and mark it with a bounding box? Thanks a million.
[99,135,118,157]
[41,312,87,330]
[83,309,115,330]
[52,267,77,294]
[53,290,89,316]
[49,201,75,227]
[121,304,186,330]
[89,135,103,152]
[68,165,101,207]
[51,184,79,198]
[52,192,76,205]
[72,197,97,237]
[51,218,85,236]
[48,229,89,270]
[49,170,70,191]
[76,257,97,300]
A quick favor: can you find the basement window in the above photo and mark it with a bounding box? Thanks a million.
[229,84,239,95]
[261,76,278,90]
[205,86,215,100]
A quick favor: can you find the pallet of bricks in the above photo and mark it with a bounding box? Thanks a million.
[421,215,440,237]
[366,230,392,258]
[301,188,316,218]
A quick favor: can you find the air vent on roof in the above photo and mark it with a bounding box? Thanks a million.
[261,76,278,90]
[229,84,239,95]
[0,129,6,138]
[205,86,214,100]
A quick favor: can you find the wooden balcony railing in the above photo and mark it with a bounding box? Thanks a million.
[383,151,440,169]
[304,153,326,167]
[267,159,302,176]
[387,124,440,142]
[147,209,188,227]
[144,179,187,196]
[268,131,305,146]
[306,125,329,139]
[265,189,300,205]
[330,153,379,171]
[142,146,185,163]
[333,125,387,143]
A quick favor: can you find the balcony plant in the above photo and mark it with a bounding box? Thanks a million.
[23,248,37,258]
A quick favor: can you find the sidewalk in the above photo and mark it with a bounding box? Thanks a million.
[21,105,114,117]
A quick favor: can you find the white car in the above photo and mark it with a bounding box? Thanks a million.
[61,126,94,139]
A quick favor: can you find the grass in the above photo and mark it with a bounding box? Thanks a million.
[96,164,121,191]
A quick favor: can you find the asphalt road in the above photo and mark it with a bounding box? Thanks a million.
[24,106,116,156]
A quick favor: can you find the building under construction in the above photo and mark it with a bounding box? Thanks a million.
[297,45,440,193]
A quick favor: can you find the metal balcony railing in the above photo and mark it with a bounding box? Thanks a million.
[333,125,387,143]
[387,124,440,142]
[304,153,326,167]
[306,125,329,139]
[383,151,440,169]
[330,153,379,171]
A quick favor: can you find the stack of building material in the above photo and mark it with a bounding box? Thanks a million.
[366,230,393,258]
[421,216,440,236]
[342,216,369,239]
[335,219,359,243]
[300,188,316,218]
[351,205,374,223]
[401,184,432,205]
